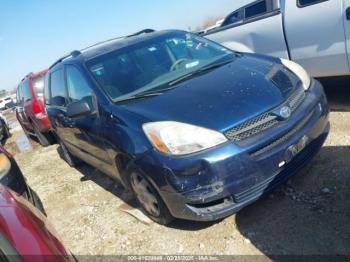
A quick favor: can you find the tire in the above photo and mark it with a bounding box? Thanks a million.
[28,187,47,216]
[2,123,10,140]
[58,139,80,167]
[33,126,50,147]
[128,169,174,225]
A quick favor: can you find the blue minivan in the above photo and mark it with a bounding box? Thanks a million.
[45,30,329,224]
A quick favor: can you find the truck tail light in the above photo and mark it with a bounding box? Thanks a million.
[32,101,44,119]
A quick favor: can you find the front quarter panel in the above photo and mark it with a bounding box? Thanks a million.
[99,105,154,165]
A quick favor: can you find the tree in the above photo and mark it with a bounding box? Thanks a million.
[195,16,224,32]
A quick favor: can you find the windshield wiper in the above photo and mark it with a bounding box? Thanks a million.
[115,57,235,102]
[168,58,234,86]
[115,92,162,103]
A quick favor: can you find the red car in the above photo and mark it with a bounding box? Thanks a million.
[16,70,54,146]
[0,146,72,261]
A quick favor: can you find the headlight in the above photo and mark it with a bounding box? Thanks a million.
[142,121,227,155]
[281,58,311,90]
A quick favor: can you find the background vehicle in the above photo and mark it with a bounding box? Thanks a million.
[0,113,10,141]
[16,70,54,146]
[0,97,12,110]
[0,119,10,142]
[0,145,45,214]
[0,146,72,260]
[5,100,16,110]
[203,0,350,78]
[45,30,329,224]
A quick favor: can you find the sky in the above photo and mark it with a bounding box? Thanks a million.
[0,0,250,91]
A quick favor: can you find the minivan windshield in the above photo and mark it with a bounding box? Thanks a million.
[86,31,234,102]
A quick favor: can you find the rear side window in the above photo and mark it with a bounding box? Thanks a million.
[66,66,93,102]
[22,80,31,101]
[44,74,50,105]
[50,69,67,107]
[16,87,21,102]
[245,1,267,19]
[297,0,328,7]
[32,75,45,96]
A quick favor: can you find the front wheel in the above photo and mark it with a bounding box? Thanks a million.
[129,170,174,225]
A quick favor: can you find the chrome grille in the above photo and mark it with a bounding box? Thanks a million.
[225,114,278,142]
[224,87,305,142]
[287,87,306,112]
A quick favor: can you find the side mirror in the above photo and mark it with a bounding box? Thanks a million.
[67,99,92,118]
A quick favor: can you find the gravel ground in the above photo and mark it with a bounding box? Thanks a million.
[3,80,350,257]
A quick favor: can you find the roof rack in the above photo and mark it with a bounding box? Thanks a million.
[126,29,155,38]
[49,29,155,69]
[79,28,155,53]
[49,50,80,69]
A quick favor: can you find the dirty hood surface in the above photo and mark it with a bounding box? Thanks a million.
[122,55,300,132]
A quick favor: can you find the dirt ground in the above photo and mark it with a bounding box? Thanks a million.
[3,80,350,257]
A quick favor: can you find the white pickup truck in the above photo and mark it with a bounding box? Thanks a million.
[204,0,350,78]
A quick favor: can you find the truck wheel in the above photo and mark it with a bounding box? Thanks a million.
[2,122,10,139]
[129,170,174,225]
[58,139,80,167]
[28,187,47,216]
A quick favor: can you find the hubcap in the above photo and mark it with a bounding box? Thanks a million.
[130,173,160,217]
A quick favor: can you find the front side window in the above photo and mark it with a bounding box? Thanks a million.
[16,87,20,102]
[50,69,67,107]
[22,80,31,101]
[245,1,267,19]
[32,75,45,96]
[17,85,23,102]
[87,31,233,102]
[66,66,93,102]
[222,11,242,27]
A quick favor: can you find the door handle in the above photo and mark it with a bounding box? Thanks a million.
[347,7,350,20]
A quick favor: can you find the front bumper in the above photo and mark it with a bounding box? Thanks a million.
[135,80,330,221]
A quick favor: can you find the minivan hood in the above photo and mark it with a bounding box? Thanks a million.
[122,55,300,132]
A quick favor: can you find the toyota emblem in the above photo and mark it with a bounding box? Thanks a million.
[280,106,291,119]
